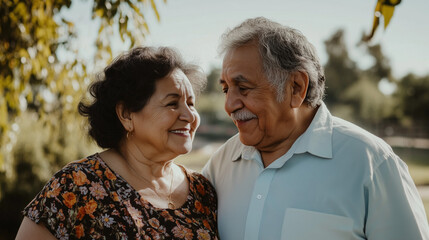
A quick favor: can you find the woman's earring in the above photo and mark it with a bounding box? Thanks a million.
[126,127,132,139]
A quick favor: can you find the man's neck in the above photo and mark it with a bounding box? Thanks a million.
[259,106,318,167]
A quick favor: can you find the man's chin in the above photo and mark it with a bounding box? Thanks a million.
[238,132,259,146]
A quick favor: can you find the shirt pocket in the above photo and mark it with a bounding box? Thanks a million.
[281,208,354,240]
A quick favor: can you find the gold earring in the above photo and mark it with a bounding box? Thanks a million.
[126,131,130,139]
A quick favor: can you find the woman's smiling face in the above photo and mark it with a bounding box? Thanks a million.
[129,68,200,159]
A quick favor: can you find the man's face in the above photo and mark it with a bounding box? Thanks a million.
[221,42,294,150]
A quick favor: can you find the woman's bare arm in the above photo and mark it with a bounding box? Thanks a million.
[15,217,57,240]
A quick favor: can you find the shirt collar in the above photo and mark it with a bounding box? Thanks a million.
[231,102,333,163]
[231,143,254,162]
[294,102,333,159]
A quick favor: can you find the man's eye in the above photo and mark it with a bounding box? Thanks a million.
[222,88,228,94]
[239,87,247,91]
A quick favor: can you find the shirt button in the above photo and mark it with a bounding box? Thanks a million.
[256,194,262,199]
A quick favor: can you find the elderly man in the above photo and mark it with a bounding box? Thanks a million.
[202,17,429,240]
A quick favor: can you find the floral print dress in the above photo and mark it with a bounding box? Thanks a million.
[23,154,218,240]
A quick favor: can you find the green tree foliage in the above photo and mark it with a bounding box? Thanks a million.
[198,67,229,124]
[0,0,163,190]
[323,29,360,106]
[323,28,429,136]
[323,29,395,126]
[365,44,393,82]
[395,74,429,126]
[0,111,100,239]
[0,0,163,237]
[205,66,221,93]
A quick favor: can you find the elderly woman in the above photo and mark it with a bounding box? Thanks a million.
[16,47,218,239]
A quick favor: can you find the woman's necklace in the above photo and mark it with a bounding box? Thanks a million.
[123,156,175,209]
[167,166,175,209]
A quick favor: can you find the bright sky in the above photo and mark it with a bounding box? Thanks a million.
[68,0,429,79]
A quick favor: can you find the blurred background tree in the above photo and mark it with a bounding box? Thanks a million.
[394,73,429,135]
[0,0,163,238]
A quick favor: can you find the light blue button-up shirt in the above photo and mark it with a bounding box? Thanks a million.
[202,103,429,240]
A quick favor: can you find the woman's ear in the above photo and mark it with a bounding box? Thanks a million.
[116,102,133,132]
[289,71,309,108]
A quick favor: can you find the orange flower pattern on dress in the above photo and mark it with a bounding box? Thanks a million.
[172,223,194,240]
[73,170,89,186]
[194,200,204,213]
[196,183,205,196]
[197,229,211,240]
[47,179,61,198]
[74,224,85,239]
[105,168,117,180]
[62,192,76,208]
[23,154,218,239]
[84,199,98,218]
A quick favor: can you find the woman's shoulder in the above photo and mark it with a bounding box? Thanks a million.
[180,165,207,183]
[181,166,216,196]
[55,153,100,175]
[49,153,105,186]
[188,170,209,184]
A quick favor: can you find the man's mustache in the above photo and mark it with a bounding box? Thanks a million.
[231,109,258,121]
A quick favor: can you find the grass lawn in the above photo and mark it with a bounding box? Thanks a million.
[393,147,429,186]
[423,198,429,223]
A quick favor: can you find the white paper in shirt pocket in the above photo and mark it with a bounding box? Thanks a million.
[281,208,354,240]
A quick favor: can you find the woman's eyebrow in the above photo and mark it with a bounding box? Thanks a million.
[164,93,180,99]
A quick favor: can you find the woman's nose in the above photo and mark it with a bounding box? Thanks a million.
[179,104,196,123]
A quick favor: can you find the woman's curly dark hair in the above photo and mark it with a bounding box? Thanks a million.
[78,46,206,149]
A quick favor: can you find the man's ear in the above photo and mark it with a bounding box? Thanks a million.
[116,102,133,132]
[289,71,309,108]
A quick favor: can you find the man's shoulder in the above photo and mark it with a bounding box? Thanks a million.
[206,134,247,169]
[331,116,395,161]
[212,134,243,157]
[202,134,244,184]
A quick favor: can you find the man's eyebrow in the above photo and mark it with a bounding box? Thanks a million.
[233,75,249,83]
[219,75,249,84]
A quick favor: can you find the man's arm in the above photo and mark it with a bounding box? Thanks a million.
[365,156,429,239]
[201,157,215,187]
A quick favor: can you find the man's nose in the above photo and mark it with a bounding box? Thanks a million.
[224,89,243,115]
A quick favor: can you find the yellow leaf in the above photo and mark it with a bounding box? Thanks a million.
[143,21,149,32]
[150,0,160,21]
[18,48,28,58]
[98,22,105,34]
[128,2,145,20]
[0,97,7,128]
[381,5,395,29]
[95,8,104,17]
[0,155,4,173]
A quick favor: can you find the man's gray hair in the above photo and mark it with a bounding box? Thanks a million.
[219,17,325,107]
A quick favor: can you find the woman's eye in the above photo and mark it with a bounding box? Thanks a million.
[167,102,178,107]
